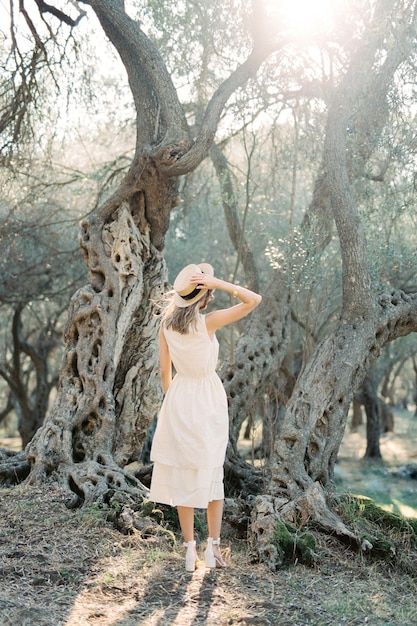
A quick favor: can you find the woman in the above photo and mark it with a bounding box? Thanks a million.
[149,262,262,572]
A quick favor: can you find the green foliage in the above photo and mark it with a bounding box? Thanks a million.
[79,503,110,528]
[339,494,417,542]
[273,519,317,567]
[337,494,417,573]
[135,0,251,88]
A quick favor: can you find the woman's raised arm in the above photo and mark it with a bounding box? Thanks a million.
[189,273,262,333]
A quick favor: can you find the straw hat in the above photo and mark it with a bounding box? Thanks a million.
[173,263,214,308]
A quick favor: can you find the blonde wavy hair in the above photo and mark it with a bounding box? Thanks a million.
[161,289,214,334]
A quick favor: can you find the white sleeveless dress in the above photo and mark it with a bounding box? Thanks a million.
[149,314,229,508]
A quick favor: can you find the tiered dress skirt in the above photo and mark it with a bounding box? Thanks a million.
[149,314,229,509]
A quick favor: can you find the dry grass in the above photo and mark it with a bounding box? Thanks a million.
[1,481,417,626]
[1,409,417,625]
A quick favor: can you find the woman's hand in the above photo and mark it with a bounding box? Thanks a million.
[189,273,218,290]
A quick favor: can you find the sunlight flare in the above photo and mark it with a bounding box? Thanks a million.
[266,0,342,41]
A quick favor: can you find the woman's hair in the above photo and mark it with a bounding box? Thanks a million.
[161,290,213,334]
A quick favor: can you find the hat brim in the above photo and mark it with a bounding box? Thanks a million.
[173,263,214,308]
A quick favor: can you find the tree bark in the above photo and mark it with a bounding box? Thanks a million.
[358,377,383,459]
[356,375,394,458]
[26,203,165,505]
[222,269,292,446]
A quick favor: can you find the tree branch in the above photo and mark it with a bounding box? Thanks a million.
[81,0,189,147]
[161,44,280,176]
[32,0,86,27]
[377,290,417,346]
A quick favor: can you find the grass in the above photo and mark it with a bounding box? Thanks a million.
[1,409,417,624]
[1,483,417,625]
[335,408,417,518]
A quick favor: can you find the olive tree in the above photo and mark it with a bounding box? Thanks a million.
[0,0,281,505]
[247,1,417,565]
[2,0,417,569]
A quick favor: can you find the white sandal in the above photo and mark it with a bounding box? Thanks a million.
[204,537,226,569]
[183,540,197,572]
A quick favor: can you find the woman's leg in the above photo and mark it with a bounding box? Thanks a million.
[178,506,197,571]
[206,499,223,539]
[206,499,226,566]
[177,506,195,542]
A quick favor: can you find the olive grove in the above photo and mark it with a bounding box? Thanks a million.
[1,0,417,567]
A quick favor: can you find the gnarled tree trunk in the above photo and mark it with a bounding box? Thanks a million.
[249,3,417,568]
[26,202,168,505]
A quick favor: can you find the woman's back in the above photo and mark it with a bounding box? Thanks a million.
[163,314,219,378]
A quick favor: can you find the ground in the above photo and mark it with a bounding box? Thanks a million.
[1,409,417,626]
